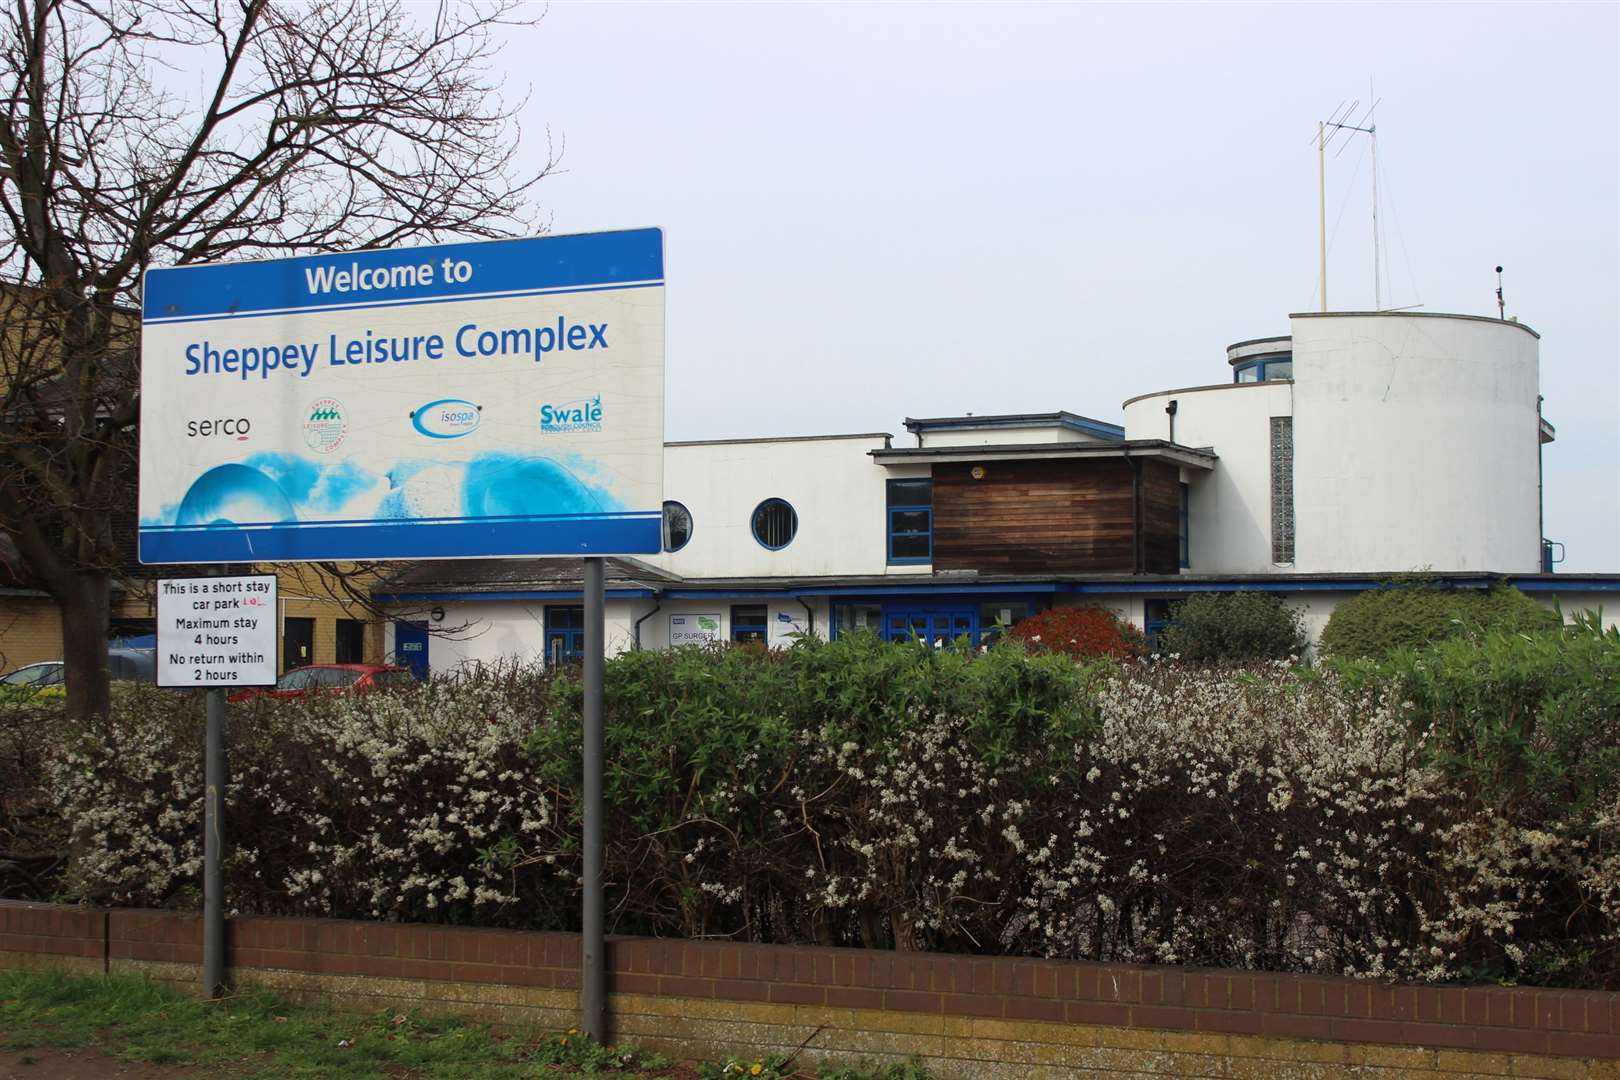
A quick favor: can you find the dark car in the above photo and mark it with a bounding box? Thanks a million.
[227,663,415,703]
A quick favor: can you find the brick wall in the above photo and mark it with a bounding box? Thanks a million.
[0,596,63,669]
[3,901,1616,1077]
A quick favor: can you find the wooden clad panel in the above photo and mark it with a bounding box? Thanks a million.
[932,459,1141,573]
[1140,460,1182,575]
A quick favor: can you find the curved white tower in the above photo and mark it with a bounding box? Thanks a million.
[1124,311,1545,575]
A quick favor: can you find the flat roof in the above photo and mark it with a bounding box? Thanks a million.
[666,432,892,448]
[903,411,1124,440]
[372,567,1620,601]
[1290,309,1541,339]
[870,439,1217,469]
[1122,380,1290,409]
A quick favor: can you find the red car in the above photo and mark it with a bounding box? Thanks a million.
[227,663,416,703]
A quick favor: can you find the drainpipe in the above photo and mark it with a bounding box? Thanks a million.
[797,597,816,637]
[1536,394,1546,572]
[1165,399,1178,444]
[632,596,663,649]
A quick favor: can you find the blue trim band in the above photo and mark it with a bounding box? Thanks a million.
[140,516,661,563]
[383,589,658,602]
[144,229,664,321]
[1509,578,1620,592]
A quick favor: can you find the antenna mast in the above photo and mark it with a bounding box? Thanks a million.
[1315,96,1381,310]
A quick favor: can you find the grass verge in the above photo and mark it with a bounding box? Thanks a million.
[0,970,934,1079]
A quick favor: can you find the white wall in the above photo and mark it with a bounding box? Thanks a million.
[409,599,637,672]
[653,435,897,578]
[1124,313,1544,576]
[1290,313,1542,574]
[1123,382,1294,572]
[631,597,831,649]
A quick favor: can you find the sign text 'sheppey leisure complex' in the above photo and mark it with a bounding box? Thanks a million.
[138,229,665,563]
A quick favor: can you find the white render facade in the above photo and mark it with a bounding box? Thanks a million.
[380,310,1616,674]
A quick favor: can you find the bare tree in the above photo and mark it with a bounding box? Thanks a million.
[0,0,553,718]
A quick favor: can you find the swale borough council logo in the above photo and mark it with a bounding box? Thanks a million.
[539,395,603,434]
[302,397,348,453]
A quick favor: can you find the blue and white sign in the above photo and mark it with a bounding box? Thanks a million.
[138,229,664,563]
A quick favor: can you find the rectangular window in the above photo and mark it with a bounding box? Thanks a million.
[546,605,585,666]
[1179,482,1191,568]
[731,605,768,645]
[335,619,366,664]
[1271,416,1295,564]
[832,604,883,638]
[1144,599,1172,653]
[886,478,932,564]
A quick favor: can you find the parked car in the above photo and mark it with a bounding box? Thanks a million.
[0,661,63,688]
[0,648,156,689]
[227,663,415,703]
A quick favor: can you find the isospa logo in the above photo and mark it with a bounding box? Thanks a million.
[539,395,603,434]
[302,398,348,453]
[410,398,482,439]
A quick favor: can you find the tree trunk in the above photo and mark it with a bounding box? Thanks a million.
[58,570,111,721]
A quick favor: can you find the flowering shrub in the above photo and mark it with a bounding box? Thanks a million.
[25,629,1620,988]
[1009,606,1144,659]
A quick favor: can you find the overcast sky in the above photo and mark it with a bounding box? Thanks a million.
[509,1,1618,572]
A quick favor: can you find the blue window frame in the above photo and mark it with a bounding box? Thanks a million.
[1233,356,1294,384]
[731,605,768,644]
[882,605,976,647]
[1144,599,1172,653]
[886,478,932,564]
[1179,482,1190,568]
[751,498,798,550]
[662,500,693,553]
[545,605,584,665]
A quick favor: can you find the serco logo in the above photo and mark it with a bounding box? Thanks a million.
[539,395,603,434]
[410,398,482,440]
[302,397,348,453]
[185,417,252,441]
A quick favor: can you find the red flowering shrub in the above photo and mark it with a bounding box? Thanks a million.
[1010,605,1144,659]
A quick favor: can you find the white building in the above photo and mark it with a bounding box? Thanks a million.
[379,310,1617,673]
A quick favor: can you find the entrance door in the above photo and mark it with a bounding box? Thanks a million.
[284,616,314,670]
[545,606,585,666]
[393,621,429,680]
[882,605,977,647]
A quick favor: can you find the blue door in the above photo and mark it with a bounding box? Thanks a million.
[393,621,430,679]
[545,605,585,666]
[882,605,977,647]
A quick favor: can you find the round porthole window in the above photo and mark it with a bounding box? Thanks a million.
[750,498,798,550]
[662,500,692,552]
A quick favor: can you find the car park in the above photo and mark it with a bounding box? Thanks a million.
[226,663,415,703]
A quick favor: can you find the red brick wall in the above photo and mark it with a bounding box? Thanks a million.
[4,900,1617,1062]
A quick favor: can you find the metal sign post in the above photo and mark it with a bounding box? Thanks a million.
[203,687,226,997]
[154,573,278,998]
[581,557,606,1041]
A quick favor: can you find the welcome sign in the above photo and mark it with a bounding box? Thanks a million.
[138,230,665,563]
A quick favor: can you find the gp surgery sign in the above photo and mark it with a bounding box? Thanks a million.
[138,230,664,563]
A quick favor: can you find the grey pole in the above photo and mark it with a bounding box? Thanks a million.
[581,556,606,1041]
[203,686,226,998]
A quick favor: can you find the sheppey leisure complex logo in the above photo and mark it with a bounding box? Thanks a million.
[539,395,603,434]
[301,398,347,453]
[410,398,482,439]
